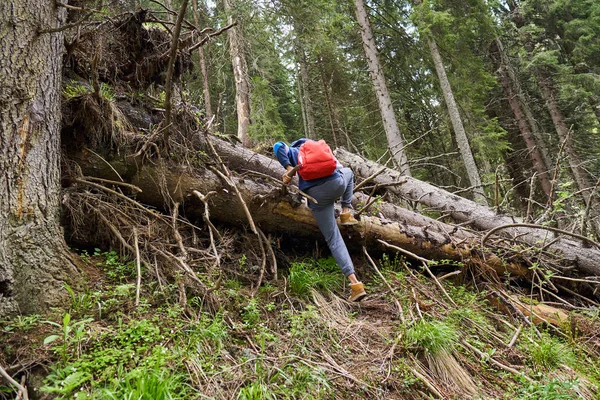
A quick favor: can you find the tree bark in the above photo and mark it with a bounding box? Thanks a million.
[537,70,594,206]
[334,148,600,276]
[297,44,316,139]
[68,148,526,278]
[319,60,338,147]
[427,38,487,204]
[492,38,552,200]
[292,14,316,140]
[192,0,213,121]
[0,0,77,315]
[353,0,411,175]
[223,0,251,147]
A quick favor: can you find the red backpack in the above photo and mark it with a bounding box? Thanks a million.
[298,140,337,180]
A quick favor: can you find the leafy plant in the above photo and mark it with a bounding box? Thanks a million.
[101,368,193,400]
[41,366,91,399]
[242,298,260,326]
[514,377,579,399]
[96,250,136,282]
[44,313,93,364]
[1,314,41,332]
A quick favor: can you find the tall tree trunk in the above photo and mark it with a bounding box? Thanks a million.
[223,0,251,147]
[296,66,309,139]
[0,0,77,315]
[536,70,594,205]
[318,60,338,147]
[493,38,552,200]
[297,43,316,139]
[192,0,213,121]
[353,0,411,175]
[427,38,487,204]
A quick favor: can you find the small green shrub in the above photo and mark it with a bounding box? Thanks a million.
[514,377,579,399]
[528,334,574,371]
[96,250,137,282]
[242,298,260,326]
[63,82,89,99]
[406,320,458,356]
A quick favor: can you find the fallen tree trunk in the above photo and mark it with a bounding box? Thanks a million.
[68,148,527,277]
[334,148,600,277]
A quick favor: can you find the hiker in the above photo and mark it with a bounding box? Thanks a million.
[273,138,367,302]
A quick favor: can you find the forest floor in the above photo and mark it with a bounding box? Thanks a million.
[2,247,599,399]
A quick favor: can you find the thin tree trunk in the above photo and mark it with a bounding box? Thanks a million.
[298,46,316,139]
[427,37,487,204]
[296,66,309,138]
[493,38,552,200]
[163,0,189,134]
[353,0,411,175]
[0,0,78,314]
[537,70,593,205]
[192,0,213,121]
[223,0,251,147]
[319,61,338,147]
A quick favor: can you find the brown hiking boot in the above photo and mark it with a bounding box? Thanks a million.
[348,282,367,302]
[340,212,359,226]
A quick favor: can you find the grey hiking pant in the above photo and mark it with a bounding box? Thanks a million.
[305,168,355,277]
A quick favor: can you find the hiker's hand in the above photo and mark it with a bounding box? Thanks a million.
[282,173,292,185]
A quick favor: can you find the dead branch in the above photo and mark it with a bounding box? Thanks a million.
[193,190,221,268]
[481,223,600,250]
[56,2,105,14]
[171,202,188,258]
[188,21,238,52]
[204,134,258,234]
[354,166,387,192]
[38,12,93,34]
[377,239,456,306]
[507,324,522,348]
[82,176,142,192]
[0,364,28,400]
[252,229,268,297]
[363,246,405,322]
[261,230,278,280]
[356,192,386,217]
[134,228,141,306]
[582,177,600,237]
[242,170,318,204]
[461,340,532,382]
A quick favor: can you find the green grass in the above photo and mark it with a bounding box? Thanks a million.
[406,320,458,356]
[528,333,575,371]
[288,258,343,297]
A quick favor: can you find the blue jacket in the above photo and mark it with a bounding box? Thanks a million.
[273,138,340,191]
